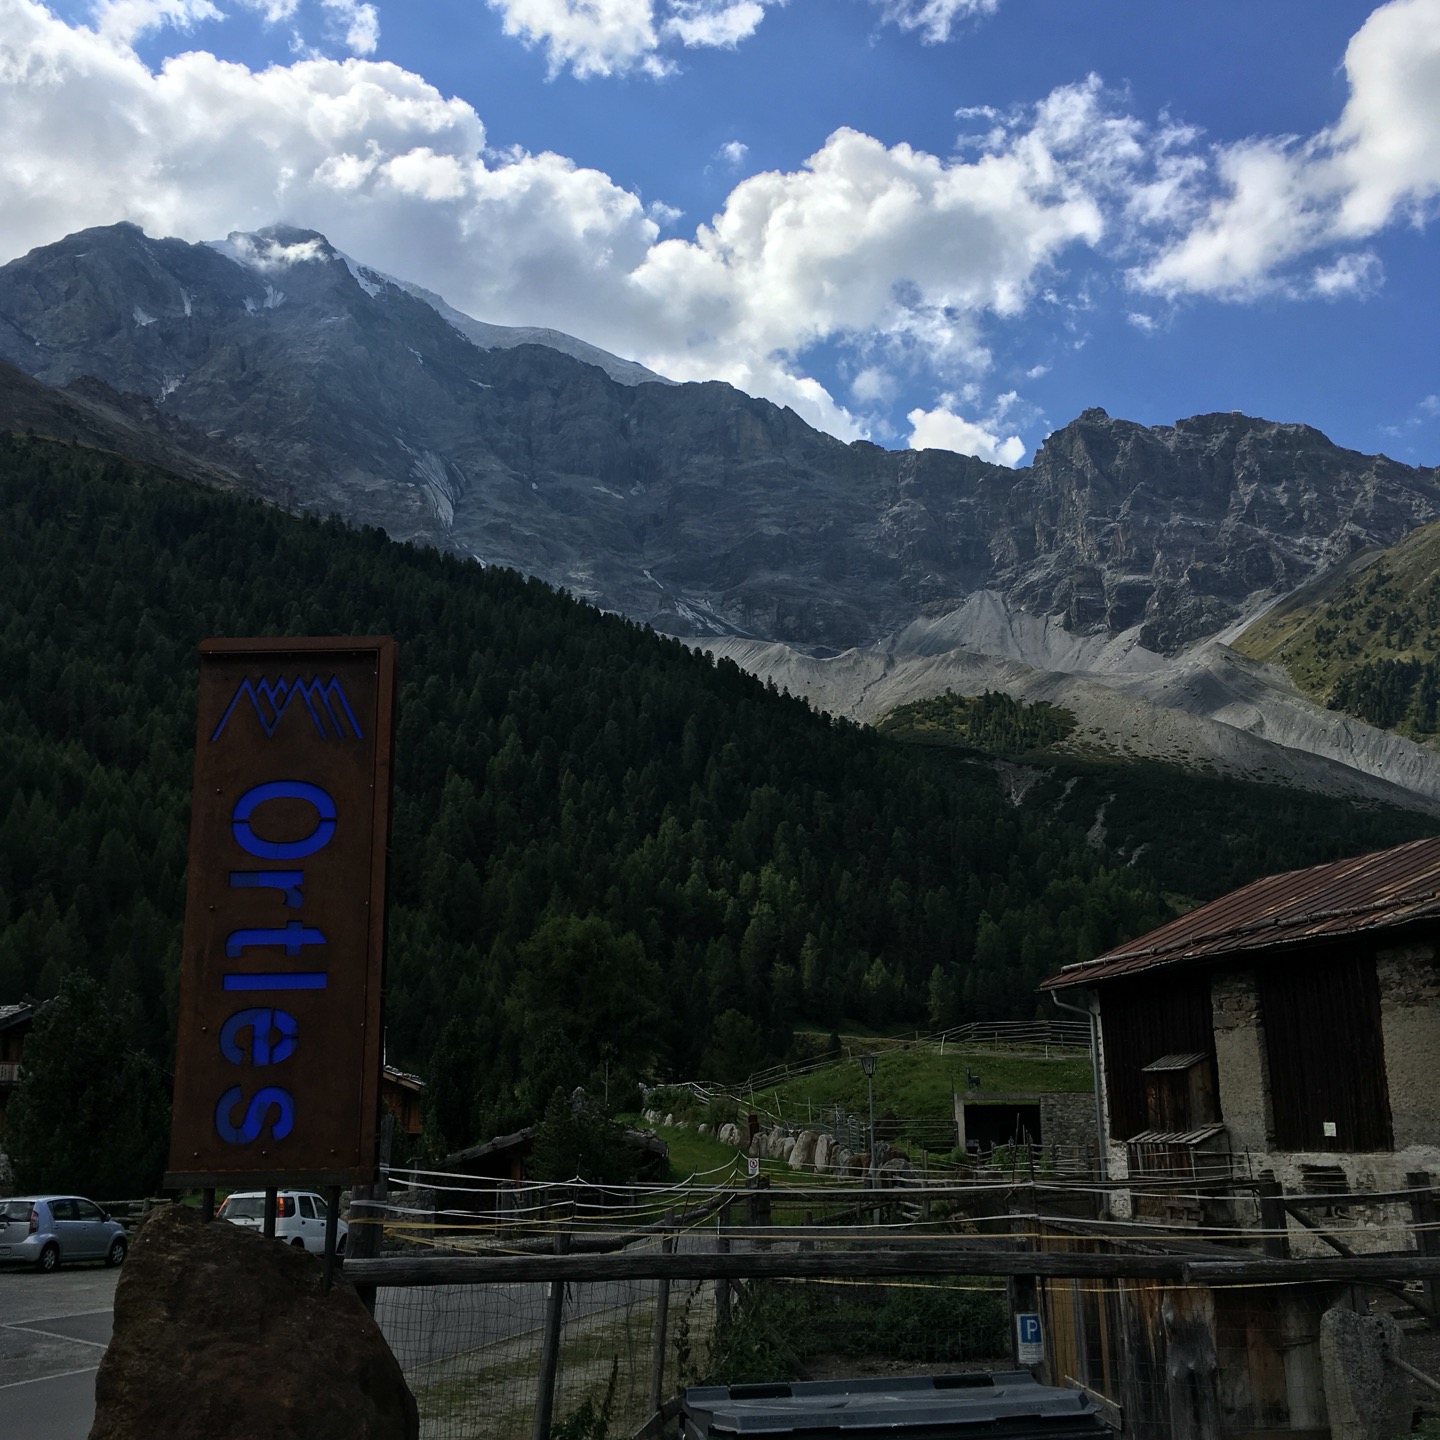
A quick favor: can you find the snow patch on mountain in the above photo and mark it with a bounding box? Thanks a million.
[339,252,385,299]
[391,276,674,389]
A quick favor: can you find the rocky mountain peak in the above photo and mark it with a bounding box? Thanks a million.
[2,223,1438,662]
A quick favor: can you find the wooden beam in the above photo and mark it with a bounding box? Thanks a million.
[343,1248,1188,1287]
[1184,1256,1440,1283]
[343,1245,1440,1289]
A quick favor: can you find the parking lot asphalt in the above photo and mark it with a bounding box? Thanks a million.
[0,1263,118,1439]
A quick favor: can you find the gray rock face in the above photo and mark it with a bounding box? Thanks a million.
[90,1204,416,1440]
[3,224,1439,657]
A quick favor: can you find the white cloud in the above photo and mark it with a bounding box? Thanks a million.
[907,394,1025,465]
[873,0,998,45]
[664,0,766,48]
[482,0,1010,79]
[717,140,748,167]
[91,0,222,45]
[1138,0,1440,298]
[1310,250,1383,299]
[321,0,378,55]
[1126,311,1156,334]
[235,0,300,22]
[851,365,897,404]
[0,3,1130,438]
[486,0,774,77]
[95,0,380,56]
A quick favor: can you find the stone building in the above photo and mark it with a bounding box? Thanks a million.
[1041,835,1440,1245]
[1029,839,1440,1436]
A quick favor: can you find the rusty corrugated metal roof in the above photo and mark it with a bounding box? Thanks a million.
[1042,835,1440,990]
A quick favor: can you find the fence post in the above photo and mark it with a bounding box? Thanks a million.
[1257,1175,1288,1259]
[715,1202,733,1329]
[532,1225,571,1440]
[321,1185,342,1294]
[350,1110,393,1314]
[648,1211,677,1414]
[1408,1171,1440,1326]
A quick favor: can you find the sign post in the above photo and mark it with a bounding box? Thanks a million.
[1015,1311,1044,1367]
[166,637,398,1191]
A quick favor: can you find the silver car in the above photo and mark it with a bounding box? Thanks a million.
[0,1195,128,1272]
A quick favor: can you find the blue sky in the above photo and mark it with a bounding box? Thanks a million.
[2,0,1437,465]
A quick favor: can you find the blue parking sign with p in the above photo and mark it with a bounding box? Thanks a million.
[1016,1312,1043,1364]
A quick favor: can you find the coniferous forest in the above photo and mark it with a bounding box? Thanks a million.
[1,431,1434,1154]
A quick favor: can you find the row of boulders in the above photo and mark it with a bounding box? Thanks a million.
[725,1121,915,1179]
[641,1111,917,1180]
[747,1126,860,1175]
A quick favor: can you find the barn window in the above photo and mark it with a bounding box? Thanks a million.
[1259,950,1392,1152]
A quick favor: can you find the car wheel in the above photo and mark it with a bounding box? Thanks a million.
[105,1236,127,1268]
[336,1234,347,1256]
[36,1243,60,1274]
[290,1237,307,1248]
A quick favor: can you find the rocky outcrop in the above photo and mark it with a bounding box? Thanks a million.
[3,224,1438,659]
[89,1204,416,1440]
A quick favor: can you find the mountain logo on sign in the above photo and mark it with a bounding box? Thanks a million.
[210,676,364,742]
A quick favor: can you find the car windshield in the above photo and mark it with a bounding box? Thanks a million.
[2,1200,32,1222]
[220,1196,264,1220]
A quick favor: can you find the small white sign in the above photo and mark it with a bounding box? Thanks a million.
[1322,1121,1338,1138]
[1016,1312,1043,1365]
[747,1156,760,1178]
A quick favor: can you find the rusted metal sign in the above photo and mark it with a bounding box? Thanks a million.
[165,637,398,1188]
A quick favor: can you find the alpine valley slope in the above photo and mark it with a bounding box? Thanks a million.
[4,221,1440,806]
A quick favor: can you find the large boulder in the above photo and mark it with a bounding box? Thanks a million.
[813,1134,833,1174]
[717,1122,743,1148]
[1320,1307,1410,1440]
[789,1131,819,1171]
[90,1204,417,1440]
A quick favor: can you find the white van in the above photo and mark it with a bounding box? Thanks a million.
[216,1190,348,1255]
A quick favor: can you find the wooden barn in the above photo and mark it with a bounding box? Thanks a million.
[1037,836,1440,1436]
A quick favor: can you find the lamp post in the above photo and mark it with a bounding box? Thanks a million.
[859,1053,877,1196]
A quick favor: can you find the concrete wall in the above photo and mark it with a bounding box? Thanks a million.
[1377,941,1440,1151]
[1210,969,1270,1154]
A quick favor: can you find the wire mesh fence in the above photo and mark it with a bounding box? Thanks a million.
[377,1266,700,1440]
[349,1167,1440,1439]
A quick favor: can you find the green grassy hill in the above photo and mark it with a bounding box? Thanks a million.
[746,1045,1092,1126]
[1234,518,1440,741]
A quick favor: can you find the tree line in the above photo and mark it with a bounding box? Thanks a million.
[1,429,1430,1175]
